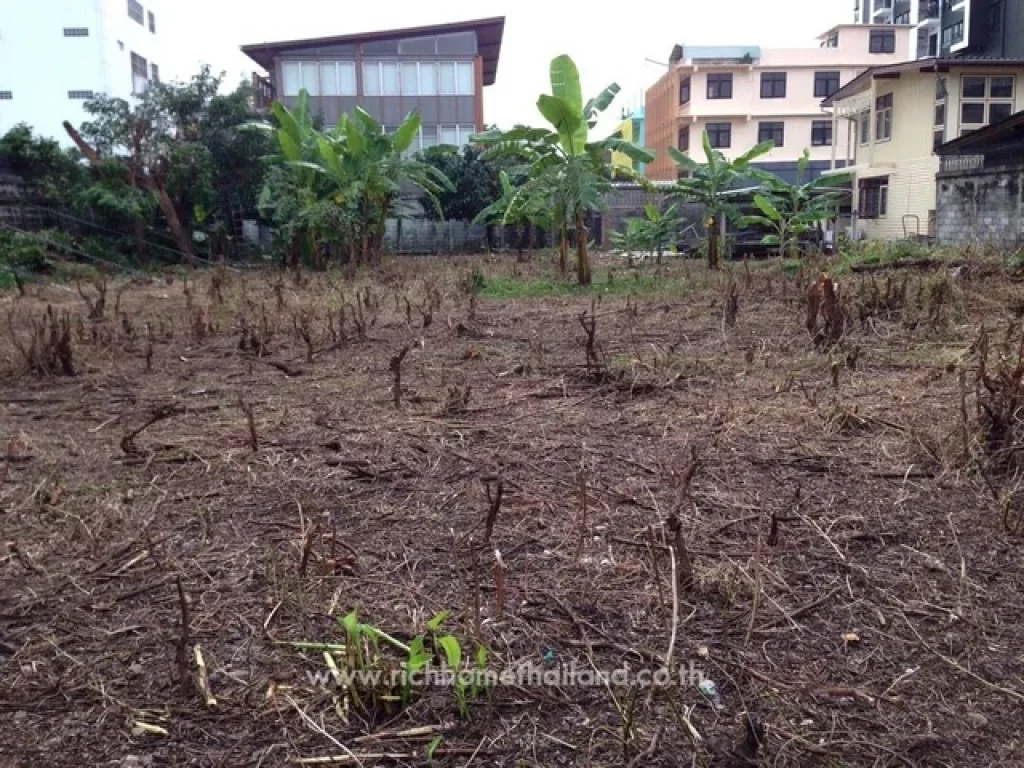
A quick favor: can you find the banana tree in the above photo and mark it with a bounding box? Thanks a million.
[473,169,553,260]
[248,92,451,266]
[740,150,850,259]
[474,55,653,284]
[669,132,773,269]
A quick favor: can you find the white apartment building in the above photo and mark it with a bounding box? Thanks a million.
[644,25,914,183]
[0,0,165,143]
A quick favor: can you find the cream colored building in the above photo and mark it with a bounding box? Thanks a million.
[645,24,913,182]
[823,58,1024,240]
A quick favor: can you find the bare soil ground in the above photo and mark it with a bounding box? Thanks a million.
[2,254,1024,768]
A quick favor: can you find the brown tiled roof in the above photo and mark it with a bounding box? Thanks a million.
[821,56,1024,107]
[241,17,505,85]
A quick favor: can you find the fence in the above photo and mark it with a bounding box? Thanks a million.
[384,218,551,255]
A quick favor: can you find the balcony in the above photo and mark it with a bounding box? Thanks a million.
[252,73,275,112]
[919,0,941,20]
[872,0,894,18]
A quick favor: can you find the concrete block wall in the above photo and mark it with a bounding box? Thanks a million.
[936,162,1024,248]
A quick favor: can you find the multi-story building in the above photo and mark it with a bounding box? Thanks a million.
[854,0,1024,59]
[0,0,165,142]
[241,17,505,152]
[644,25,912,183]
[609,106,646,174]
[822,56,1024,240]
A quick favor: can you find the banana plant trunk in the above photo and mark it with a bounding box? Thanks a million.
[558,223,569,278]
[707,213,720,270]
[575,210,591,285]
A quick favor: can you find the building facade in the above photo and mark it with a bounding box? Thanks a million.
[644,25,912,182]
[854,0,1024,59]
[823,58,1024,240]
[935,110,1024,247]
[609,106,646,174]
[0,0,165,142]
[241,17,504,152]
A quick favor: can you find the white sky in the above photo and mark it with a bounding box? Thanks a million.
[163,0,852,134]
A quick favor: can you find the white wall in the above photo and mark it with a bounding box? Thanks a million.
[0,0,165,144]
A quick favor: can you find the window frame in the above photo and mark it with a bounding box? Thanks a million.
[63,28,90,37]
[859,177,889,219]
[760,72,787,99]
[677,126,690,151]
[0,91,13,100]
[130,51,149,95]
[813,71,841,99]
[811,119,833,147]
[679,76,691,105]
[757,120,785,146]
[706,73,733,100]
[127,0,144,25]
[869,30,896,54]
[858,110,871,145]
[68,90,96,100]
[705,122,732,149]
[960,74,1016,132]
[874,92,893,142]
[148,11,155,34]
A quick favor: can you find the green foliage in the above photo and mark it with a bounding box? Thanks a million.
[249,93,452,267]
[740,150,848,257]
[669,132,774,268]
[474,55,653,285]
[612,203,683,260]
[0,124,85,198]
[418,144,504,222]
[0,229,50,273]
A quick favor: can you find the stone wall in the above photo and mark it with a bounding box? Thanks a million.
[936,160,1024,248]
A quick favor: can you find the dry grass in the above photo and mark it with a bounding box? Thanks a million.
[2,252,1024,767]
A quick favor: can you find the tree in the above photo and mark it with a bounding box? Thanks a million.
[474,55,652,284]
[740,150,850,258]
[250,91,452,267]
[418,144,504,223]
[669,132,773,269]
[66,66,273,262]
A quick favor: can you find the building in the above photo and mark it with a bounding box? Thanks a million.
[643,25,913,183]
[609,106,646,174]
[823,57,1024,240]
[0,0,165,143]
[934,109,1024,246]
[854,0,1024,59]
[240,17,504,152]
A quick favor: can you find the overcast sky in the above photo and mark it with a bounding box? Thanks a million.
[163,0,852,134]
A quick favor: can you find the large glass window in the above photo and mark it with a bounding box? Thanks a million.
[419,63,438,95]
[960,75,1016,132]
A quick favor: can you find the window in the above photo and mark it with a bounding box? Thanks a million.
[148,11,155,34]
[814,71,841,98]
[130,52,148,95]
[811,119,833,146]
[760,72,787,99]
[869,30,896,53]
[400,62,418,95]
[858,110,871,145]
[758,121,784,146]
[319,62,357,96]
[705,122,731,148]
[961,75,1016,130]
[677,126,690,151]
[437,124,477,147]
[707,73,733,99]
[436,62,474,95]
[63,28,89,37]
[0,91,13,100]
[68,90,95,100]
[928,34,938,57]
[151,63,159,83]
[824,31,839,48]
[895,10,911,24]
[941,21,964,47]
[419,62,438,95]
[127,0,144,25]
[679,76,691,105]
[859,177,888,218]
[421,125,438,149]
[381,62,399,96]
[875,93,893,141]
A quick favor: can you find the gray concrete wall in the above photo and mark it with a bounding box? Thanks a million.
[936,160,1024,247]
